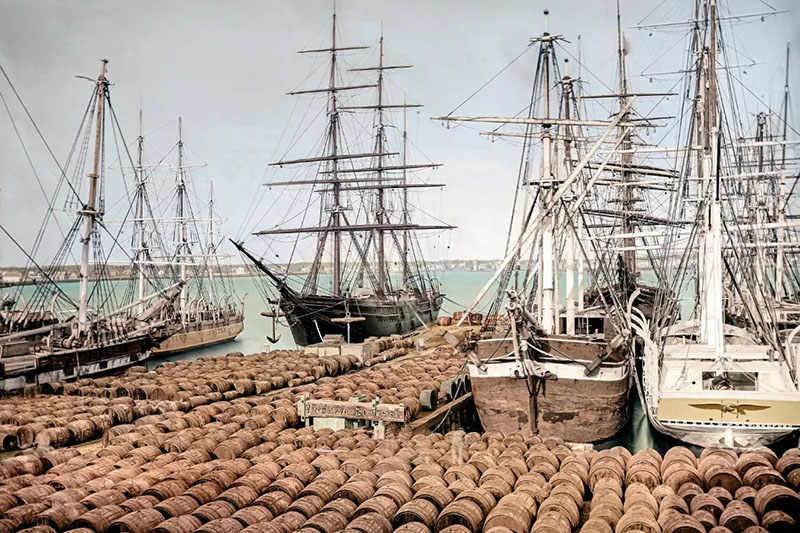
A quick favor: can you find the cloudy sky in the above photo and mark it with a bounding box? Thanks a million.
[1,0,798,267]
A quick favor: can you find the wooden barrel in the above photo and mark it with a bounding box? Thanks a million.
[107,509,166,533]
[321,498,358,520]
[70,504,127,532]
[613,510,660,533]
[484,496,534,533]
[393,499,440,529]
[119,496,159,513]
[719,500,759,532]
[349,513,392,533]
[538,494,580,528]
[353,496,398,521]
[80,489,127,510]
[196,517,245,533]
[230,505,274,527]
[761,509,795,533]
[15,485,57,504]
[253,492,292,516]
[143,479,188,501]
[151,515,204,533]
[154,495,201,518]
[288,495,326,519]
[435,499,484,533]
[660,514,705,533]
[753,484,800,518]
[333,482,375,506]
[36,428,71,449]
[218,485,259,510]
[192,500,237,523]
[414,485,454,512]
[36,502,88,531]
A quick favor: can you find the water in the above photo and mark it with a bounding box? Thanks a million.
[6,272,796,451]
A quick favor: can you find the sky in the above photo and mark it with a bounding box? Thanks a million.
[1,0,798,268]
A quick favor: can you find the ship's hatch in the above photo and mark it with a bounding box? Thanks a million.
[702,371,757,391]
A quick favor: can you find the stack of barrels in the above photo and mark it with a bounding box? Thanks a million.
[42,351,352,400]
[0,415,799,533]
[0,351,359,452]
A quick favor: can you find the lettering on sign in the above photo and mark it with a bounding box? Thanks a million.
[299,399,406,423]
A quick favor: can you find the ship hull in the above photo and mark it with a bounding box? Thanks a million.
[281,292,442,346]
[469,335,631,442]
[0,335,154,393]
[153,316,244,356]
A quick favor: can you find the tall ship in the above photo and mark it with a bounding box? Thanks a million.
[136,119,244,356]
[630,0,800,447]
[432,12,681,442]
[0,60,182,391]
[235,12,451,346]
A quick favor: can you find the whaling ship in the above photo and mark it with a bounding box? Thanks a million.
[235,12,452,346]
[133,118,244,356]
[631,0,800,447]
[433,9,677,442]
[0,60,182,391]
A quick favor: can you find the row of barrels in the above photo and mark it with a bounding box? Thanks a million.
[0,351,362,453]
[0,349,466,532]
[0,397,187,453]
[573,444,800,533]
[44,351,354,400]
[2,400,800,533]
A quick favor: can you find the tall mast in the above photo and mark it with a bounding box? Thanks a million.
[402,96,409,287]
[777,43,790,300]
[208,181,218,303]
[330,11,342,296]
[177,116,188,316]
[616,1,637,277]
[699,0,724,353]
[135,109,147,313]
[375,34,386,294]
[539,32,556,335]
[78,59,108,332]
[562,59,576,335]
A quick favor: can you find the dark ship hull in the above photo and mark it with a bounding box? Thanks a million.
[0,333,157,393]
[282,292,442,346]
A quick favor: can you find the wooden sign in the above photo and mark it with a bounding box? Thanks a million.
[298,398,406,423]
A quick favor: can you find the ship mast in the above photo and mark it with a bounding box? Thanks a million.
[376,35,387,294]
[539,32,556,335]
[208,181,218,304]
[135,109,147,313]
[402,96,409,287]
[330,12,343,296]
[176,116,188,317]
[698,0,724,353]
[776,43,790,301]
[78,59,108,332]
[616,3,637,277]
[257,13,451,299]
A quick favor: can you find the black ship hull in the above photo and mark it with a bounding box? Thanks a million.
[281,292,442,346]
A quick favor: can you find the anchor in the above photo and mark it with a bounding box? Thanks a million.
[260,304,283,344]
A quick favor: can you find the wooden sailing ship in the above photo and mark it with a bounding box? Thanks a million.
[235,12,451,346]
[435,18,659,443]
[134,119,244,356]
[630,0,800,447]
[0,60,182,392]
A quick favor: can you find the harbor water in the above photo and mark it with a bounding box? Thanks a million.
[8,271,799,453]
